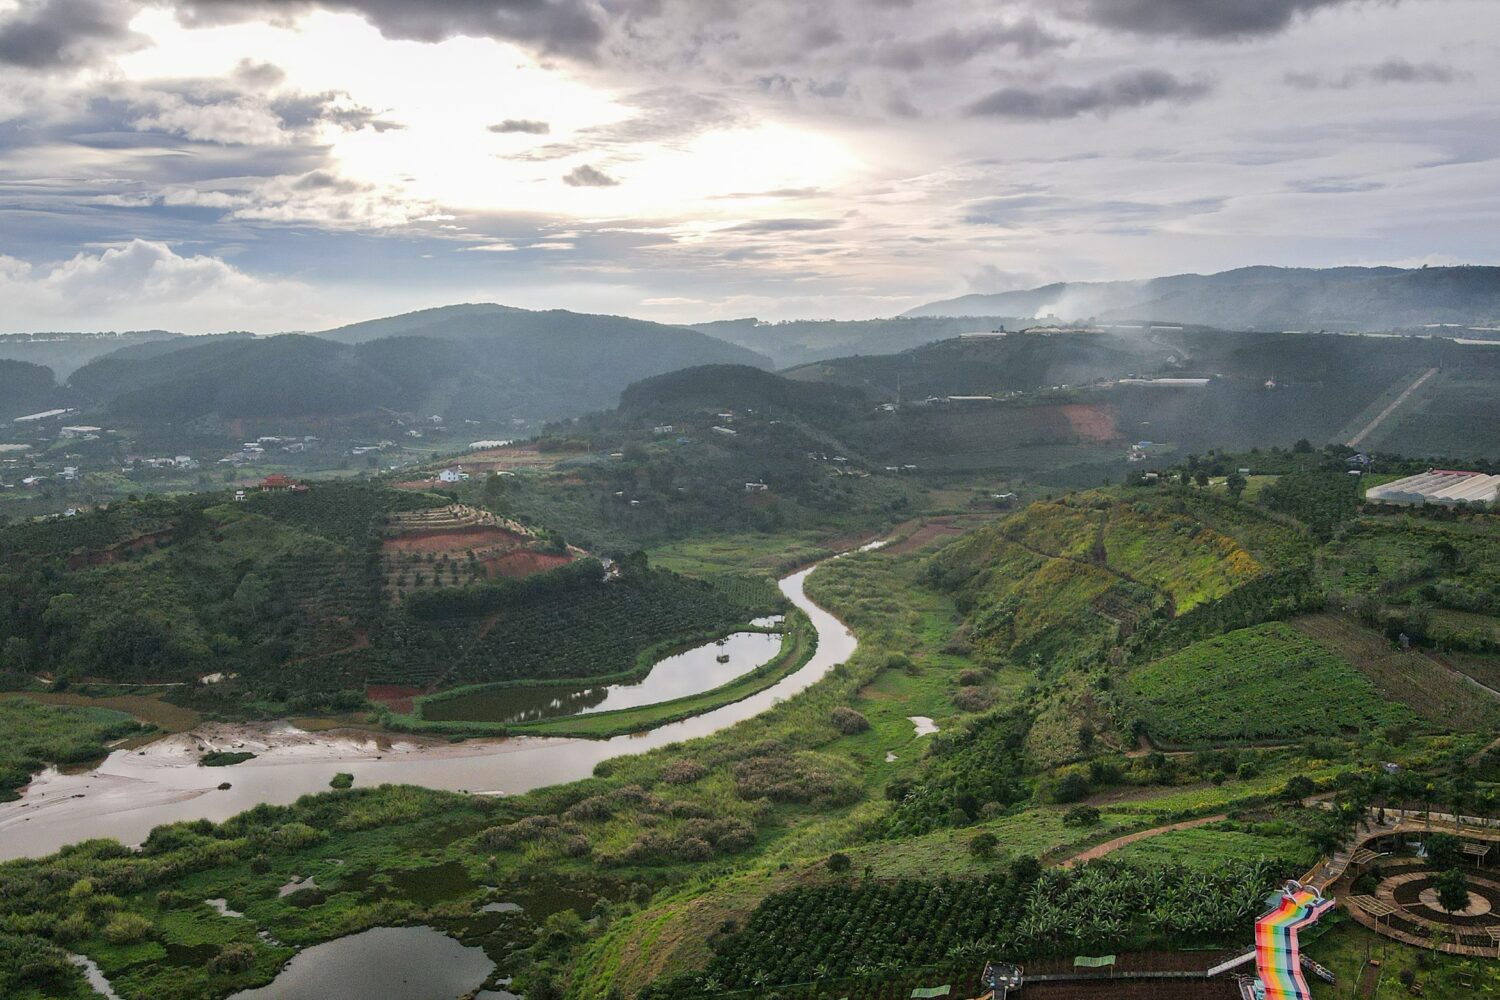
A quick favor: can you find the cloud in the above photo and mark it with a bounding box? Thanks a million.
[723,218,841,233]
[561,163,618,186]
[0,239,317,333]
[1285,57,1463,89]
[489,118,550,134]
[871,18,1070,70]
[1064,0,1374,40]
[126,84,401,145]
[967,68,1212,120]
[169,0,607,59]
[0,0,145,69]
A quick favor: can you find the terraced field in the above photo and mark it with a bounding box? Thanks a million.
[1122,621,1413,746]
[1292,613,1500,730]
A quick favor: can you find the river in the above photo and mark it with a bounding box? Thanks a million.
[0,560,858,861]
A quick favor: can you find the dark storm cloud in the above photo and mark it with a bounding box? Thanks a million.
[967,68,1212,120]
[723,218,841,233]
[562,163,618,186]
[169,0,606,58]
[0,0,143,68]
[489,119,551,134]
[870,18,1070,70]
[1065,0,1379,40]
[1285,57,1463,89]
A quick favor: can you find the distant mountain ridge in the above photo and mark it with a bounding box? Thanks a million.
[903,265,1500,330]
[62,304,769,423]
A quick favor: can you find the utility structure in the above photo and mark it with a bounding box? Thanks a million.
[973,961,1022,999]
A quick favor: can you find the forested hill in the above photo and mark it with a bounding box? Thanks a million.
[313,302,769,371]
[0,360,62,420]
[904,264,1500,330]
[618,364,867,422]
[64,305,772,423]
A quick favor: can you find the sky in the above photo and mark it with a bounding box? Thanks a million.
[0,0,1497,332]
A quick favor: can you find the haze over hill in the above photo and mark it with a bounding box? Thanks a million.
[905,265,1500,331]
[9,305,770,426]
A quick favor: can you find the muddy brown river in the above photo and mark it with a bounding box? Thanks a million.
[0,560,859,861]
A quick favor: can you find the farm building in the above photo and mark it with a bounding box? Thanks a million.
[1365,469,1500,508]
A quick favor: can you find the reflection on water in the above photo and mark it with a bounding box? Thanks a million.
[422,630,784,724]
[227,926,494,1000]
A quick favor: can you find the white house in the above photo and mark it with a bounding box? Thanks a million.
[437,467,470,483]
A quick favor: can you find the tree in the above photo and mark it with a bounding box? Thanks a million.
[1063,805,1101,828]
[1293,438,1313,453]
[1225,473,1247,499]
[969,832,999,859]
[1426,833,1462,871]
[1282,775,1315,805]
[1434,867,1470,914]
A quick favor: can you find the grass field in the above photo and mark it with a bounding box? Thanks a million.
[1123,621,1413,746]
[646,531,838,577]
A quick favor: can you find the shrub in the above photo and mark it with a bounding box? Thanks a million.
[481,815,561,850]
[953,686,995,712]
[957,668,988,686]
[1062,805,1101,828]
[268,822,326,850]
[660,759,707,785]
[969,832,999,859]
[102,912,153,944]
[829,707,870,735]
[1048,770,1092,804]
[826,852,851,873]
[210,943,255,974]
[329,772,354,789]
[733,752,861,806]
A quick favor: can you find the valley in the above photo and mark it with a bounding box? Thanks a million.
[3,304,1500,1000]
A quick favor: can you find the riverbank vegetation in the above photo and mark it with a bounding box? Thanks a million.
[0,696,149,800]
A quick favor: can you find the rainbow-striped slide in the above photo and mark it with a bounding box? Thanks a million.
[1254,881,1335,1000]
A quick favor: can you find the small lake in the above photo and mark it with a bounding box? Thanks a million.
[227,926,493,1000]
[422,630,784,723]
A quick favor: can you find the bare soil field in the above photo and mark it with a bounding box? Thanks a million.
[382,525,529,553]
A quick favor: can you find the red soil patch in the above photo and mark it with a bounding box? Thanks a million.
[365,684,422,715]
[382,526,528,554]
[1059,402,1121,443]
[884,513,1006,556]
[66,528,174,569]
[484,549,572,579]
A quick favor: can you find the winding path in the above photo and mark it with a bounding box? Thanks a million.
[1057,814,1228,869]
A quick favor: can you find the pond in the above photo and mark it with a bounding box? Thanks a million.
[0,559,861,860]
[421,629,784,723]
[227,926,494,1000]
